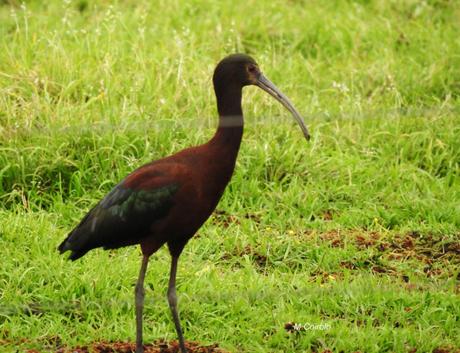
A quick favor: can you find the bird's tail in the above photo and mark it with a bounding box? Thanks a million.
[57,236,70,253]
[58,233,88,261]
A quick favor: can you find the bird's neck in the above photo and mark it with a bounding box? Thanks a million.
[199,85,243,204]
[211,85,244,150]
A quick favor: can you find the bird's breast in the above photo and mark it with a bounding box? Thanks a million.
[153,162,234,240]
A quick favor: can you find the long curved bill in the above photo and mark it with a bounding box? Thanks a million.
[256,74,310,141]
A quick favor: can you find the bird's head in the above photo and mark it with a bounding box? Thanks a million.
[213,53,310,141]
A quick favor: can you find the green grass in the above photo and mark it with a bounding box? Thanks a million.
[0,0,459,352]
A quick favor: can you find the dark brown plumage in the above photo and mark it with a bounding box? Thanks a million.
[58,53,310,353]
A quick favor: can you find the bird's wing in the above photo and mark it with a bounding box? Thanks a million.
[58,165,179,260]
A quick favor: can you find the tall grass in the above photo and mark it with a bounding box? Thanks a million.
[0,1,459,352]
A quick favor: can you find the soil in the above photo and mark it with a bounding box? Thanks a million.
[25,340,229,353]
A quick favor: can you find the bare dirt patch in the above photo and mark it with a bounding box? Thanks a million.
[23,340,229,353]
[211,209,240,228]
[304,230,459,263]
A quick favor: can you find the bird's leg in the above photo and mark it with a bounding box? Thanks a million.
[168,255,187,353]
[135,255,150,353]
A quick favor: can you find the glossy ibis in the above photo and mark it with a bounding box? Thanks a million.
[58,54,310,353]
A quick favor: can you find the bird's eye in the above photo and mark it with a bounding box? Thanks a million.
[247,65,257,73]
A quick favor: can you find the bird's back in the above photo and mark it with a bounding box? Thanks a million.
[58,141,237,260]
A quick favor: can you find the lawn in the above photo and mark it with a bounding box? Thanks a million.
[0,0,459,352]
